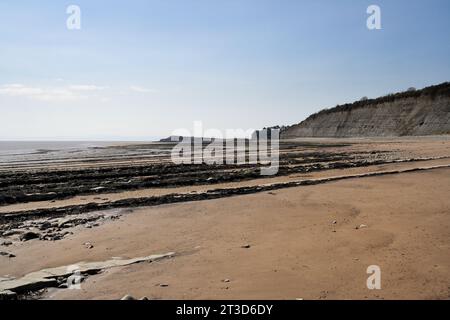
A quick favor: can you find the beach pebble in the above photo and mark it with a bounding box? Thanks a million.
[159,283,169,287]
[38,221,52,230]
[0,240,13,247]
[121,294,136,300]
[91,187,105,192]
[356,224,368,230]
[2,230,23,237]
[331,220,337,225]
[20,231,40,241]
[241,244,251,249]
[84,242,94,249]
[0,251,15,258]
[222,279,231,283]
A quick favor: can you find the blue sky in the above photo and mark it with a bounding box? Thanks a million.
[0,0,449,140]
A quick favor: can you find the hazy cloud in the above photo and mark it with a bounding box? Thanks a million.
[0,84,44,97]
[69,85,108,91]
[129,85,156,93]
[0,83,156,102]
[0,84,107,102]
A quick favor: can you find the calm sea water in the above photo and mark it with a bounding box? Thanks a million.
[0,141,138,164]
[0,141,117,155]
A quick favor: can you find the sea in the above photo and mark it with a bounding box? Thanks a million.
[0,141,160,165]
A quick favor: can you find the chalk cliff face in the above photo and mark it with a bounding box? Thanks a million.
[281,83,450,138]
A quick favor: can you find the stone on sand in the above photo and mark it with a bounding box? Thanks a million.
[20,231,40,241]
[0,251,15,258]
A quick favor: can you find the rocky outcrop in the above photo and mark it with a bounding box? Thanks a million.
[0,252,175,298]
[282,82,450,138]
[1,159,447,224]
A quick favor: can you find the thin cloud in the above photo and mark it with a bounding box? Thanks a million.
[0,84,107,102]
[0,84,44,97]
[69,85,108,91]
[129,85,157,93]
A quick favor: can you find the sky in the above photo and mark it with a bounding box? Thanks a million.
[0,0,449,140]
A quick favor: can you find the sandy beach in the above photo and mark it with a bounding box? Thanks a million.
[0,137,449,300]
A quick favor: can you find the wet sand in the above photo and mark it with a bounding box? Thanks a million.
[0,168,448,299]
